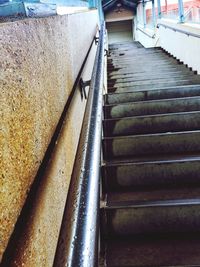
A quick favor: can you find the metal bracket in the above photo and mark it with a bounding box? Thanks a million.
[104,49,109,57]
[79,78,91,99]
[94,36,99,45]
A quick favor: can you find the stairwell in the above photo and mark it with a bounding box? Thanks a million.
[100,41,200,266]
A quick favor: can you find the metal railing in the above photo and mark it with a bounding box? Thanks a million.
[136,26,156,38]
[158,23,200,39]
[53,22,105,267]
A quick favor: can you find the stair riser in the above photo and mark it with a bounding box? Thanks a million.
[104,97,200,119]
[109,68,191,78]
[102,205,200,236]
[107,63,183,72]
[108,80,200,93]
[107,58,182,67]
[107,73,194,84]
[108,78,200,90]
[108,75,198,88]
[104,112,200,137]
[109,51,164,57]
[103,131,200,159]
[105,86,200,105]
[103,160,200,191]
[104,236,200,267]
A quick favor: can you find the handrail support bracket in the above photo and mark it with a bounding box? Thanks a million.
[79,78,91,99]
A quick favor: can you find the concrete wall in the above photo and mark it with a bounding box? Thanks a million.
[106,20,133,44]
[105,6,134,22]
[134,23,160,48]
[134,13,160,48]
[0,9,99,265]
[158,18,200,74]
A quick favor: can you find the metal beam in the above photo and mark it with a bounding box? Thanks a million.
[142,0,146,28]
[178,0,185,23]
[157,0,161,19]
[152,0,156,27]
[89,0,96,8]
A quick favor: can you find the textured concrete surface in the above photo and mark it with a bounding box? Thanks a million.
[7,43,97,267]
[0,10,98,264]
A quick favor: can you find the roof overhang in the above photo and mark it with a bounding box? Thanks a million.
[102,0,137,13]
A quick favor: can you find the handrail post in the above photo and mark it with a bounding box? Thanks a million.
[157,0,162,19]
[152,0,156,28]
[143,0,147,28]
[178,0,185,23]
[53,22,105,267]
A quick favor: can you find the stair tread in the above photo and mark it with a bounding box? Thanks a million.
[104,234,200,267]
[104,95,200,108]
[103,129,200,140]
[103,153,200,166]
[104,110,200,122]
[106,84,200,95]
[106,187,200,207]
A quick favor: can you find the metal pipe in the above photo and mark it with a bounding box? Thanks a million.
[178,0,185,23]
[136,26,156,38]
[152,0,156,27]
[157,23,200,38]
[143,0,147,28]
[53,22,105,267]
[157,0,162,19]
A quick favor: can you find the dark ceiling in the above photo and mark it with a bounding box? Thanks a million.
[102,0,137,12]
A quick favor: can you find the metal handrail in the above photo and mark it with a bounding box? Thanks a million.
[136,26,156,38]
[158,23,200,39]
[53,22,105,267]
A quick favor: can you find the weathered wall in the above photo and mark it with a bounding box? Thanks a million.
[105,6,134,22]
[158,18,200,74]
[106,20,133,44]
[0,9,98,265]
[134,24,160,48]
[134,14,160,48]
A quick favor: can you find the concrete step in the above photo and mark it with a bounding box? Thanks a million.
[108,80,200,93]
[108,68,194,79]
[108,77,200,90]
[108,64,192,76]
[107,71,195,84]
[104,85,200,105]
[103,111,200,137]
[103,130,200,160]
[107,58,184,68]
[108,49,163,56]
[108,59,181,68]
[102,234,200,266]
[107,63,184,72]
[107,55,179,64]
[108,75,198,88]
[102,157,200,192]
[102,189,200,236]
[104,96,200,119]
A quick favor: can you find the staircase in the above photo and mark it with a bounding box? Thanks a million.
[100,41,200,266]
